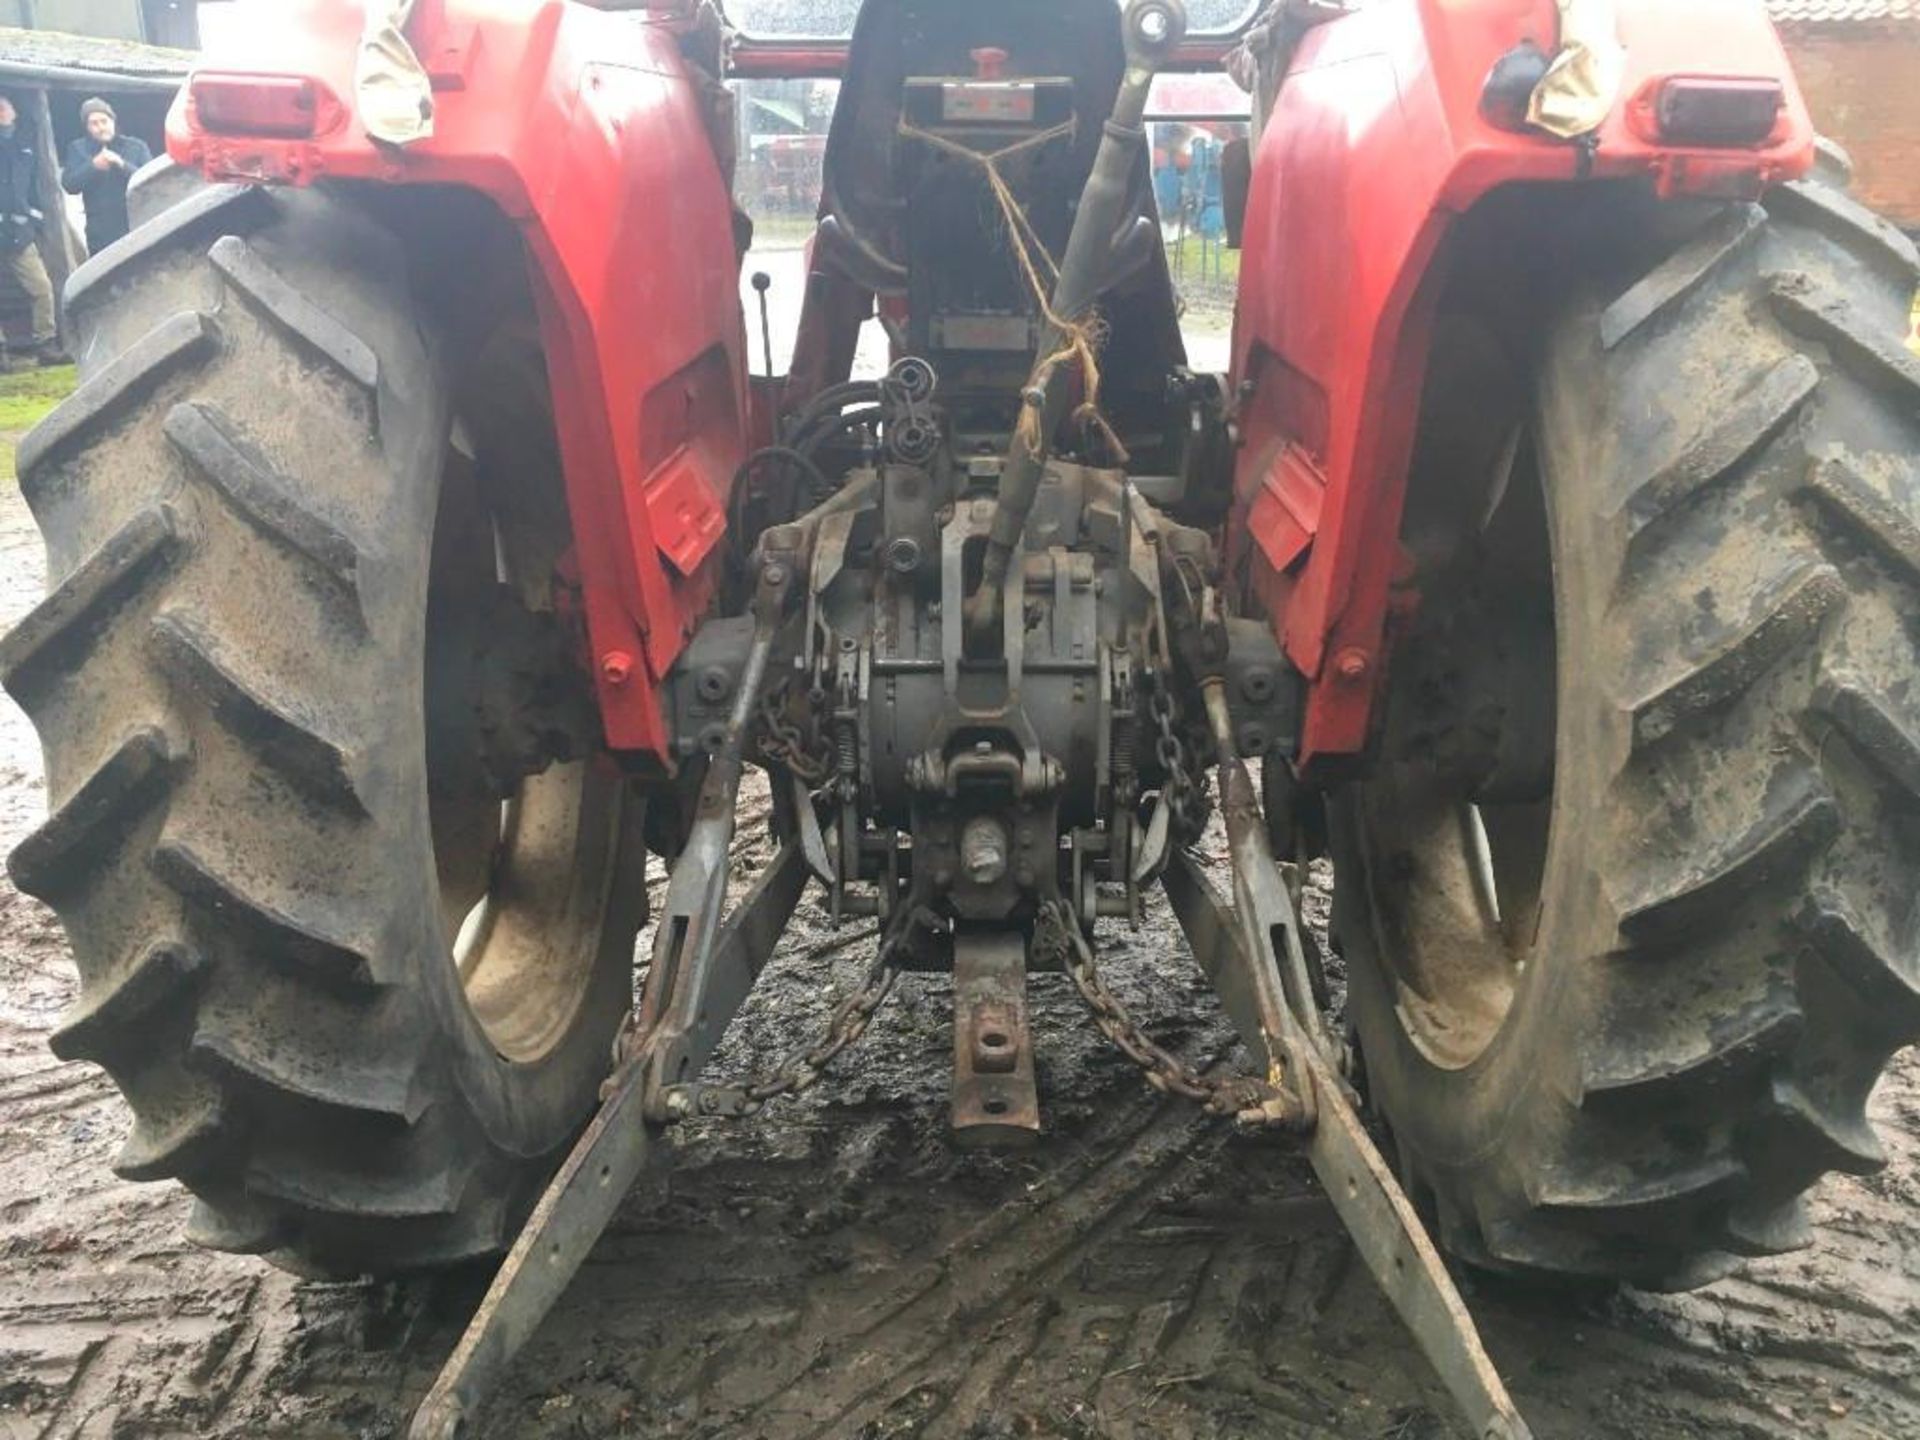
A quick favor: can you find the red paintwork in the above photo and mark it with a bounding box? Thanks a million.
[1230,0,1815,765]
[169,0,1818,777]
[168,0,747,761]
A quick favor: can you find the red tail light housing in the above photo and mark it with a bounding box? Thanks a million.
[190,74,328,139]
[1649,76,1785,148]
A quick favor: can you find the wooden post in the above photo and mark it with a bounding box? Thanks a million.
[27,85,85,348]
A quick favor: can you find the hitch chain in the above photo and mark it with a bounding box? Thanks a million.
[757,676,832,786]
[1039,901,1306,1130]
[661,907,933,1120]
[1149,672,1211,844]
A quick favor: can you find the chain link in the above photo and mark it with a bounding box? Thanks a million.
[1039,900,1304,1129]
[667,907,933,1119]
[757,676,832,786]
[1148,669,1211,843]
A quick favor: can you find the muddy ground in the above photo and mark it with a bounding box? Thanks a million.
[2,475,1918,1440]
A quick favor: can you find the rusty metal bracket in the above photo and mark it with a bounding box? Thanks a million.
[951,925,1041,1145]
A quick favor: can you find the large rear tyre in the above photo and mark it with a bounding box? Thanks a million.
[1332,173,1920,1287]
[2,183,646,1276]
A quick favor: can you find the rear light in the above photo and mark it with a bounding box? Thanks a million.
[1653,77,1784,148]
[191,74,322,139]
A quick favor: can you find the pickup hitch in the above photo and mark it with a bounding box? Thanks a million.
[409,664,1532,1438]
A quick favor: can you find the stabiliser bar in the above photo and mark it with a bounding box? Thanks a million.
[1179,676,1529,1440]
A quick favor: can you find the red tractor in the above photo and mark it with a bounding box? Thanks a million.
[5,1,1915,1434]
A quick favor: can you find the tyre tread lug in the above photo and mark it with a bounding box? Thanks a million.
[164,400,365,610]
[50,937,206,1066]
[209,235,382,423]
[149,608,366,817]
[9,725,187,901]
[151,838,377,991]
[1600,203,1763,350]
[17,311,219,490]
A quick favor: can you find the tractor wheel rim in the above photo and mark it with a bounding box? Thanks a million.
[424,434,615,1066]
[1352,782,1550,1070]
[1351,422,1557,1072]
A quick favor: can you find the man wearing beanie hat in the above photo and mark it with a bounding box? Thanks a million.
[60,98,152,255]
[0,93,61,368]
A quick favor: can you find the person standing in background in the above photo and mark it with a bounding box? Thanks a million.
[62,98,152,256]
[0,94,62,370]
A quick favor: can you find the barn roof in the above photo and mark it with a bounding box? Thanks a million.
[1768,1,1919,22]
[0,26,193,92]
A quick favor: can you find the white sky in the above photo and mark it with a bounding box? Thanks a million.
[195,1,258,51]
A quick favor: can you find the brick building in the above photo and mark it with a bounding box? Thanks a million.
[1770,1,1920,230]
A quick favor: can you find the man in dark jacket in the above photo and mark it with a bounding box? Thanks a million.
[0,93,60,368]
[62,97,152,255]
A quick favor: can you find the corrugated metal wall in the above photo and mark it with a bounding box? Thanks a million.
[0,1,145,43]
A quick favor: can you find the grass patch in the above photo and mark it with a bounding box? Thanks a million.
[0,363,76,484]
[0,364,77,429]
[1165,233,1239,284]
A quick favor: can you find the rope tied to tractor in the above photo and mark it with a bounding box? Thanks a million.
[895,118,1131,464]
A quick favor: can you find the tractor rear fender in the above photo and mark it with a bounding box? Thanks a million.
[165,0,748,761]
[1231,0,1815,767]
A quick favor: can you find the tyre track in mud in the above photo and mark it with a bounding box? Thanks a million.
[2,478,1919,1439]
[710,1050,1237,1437]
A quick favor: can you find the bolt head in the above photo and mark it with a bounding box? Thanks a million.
[601,651,635,686]
[1333,648,1370,683]
[886,537,923,574]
